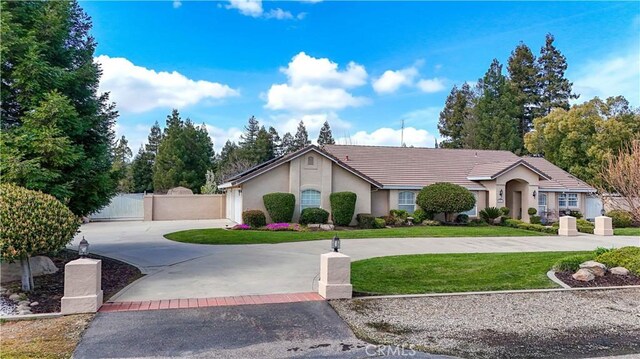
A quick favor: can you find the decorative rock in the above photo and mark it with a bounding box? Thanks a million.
[579,261,607,277]
[18,309,32,315]
[308,224,320,229]
[320,224,335,231]
[1,256,59,283]
[17,300,30,306]
[167,186,193,195]
[573,268,595,282]
[610,267,630,276]
[9,293,20,301]
[30,301,39,307]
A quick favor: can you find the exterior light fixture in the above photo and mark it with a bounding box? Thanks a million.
[78,237,89,258]
[331,235,340,252]
[601,208,606,216]
[499,189,504,199]
[532,190,537,199]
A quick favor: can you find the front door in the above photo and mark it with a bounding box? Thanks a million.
[514,191,522,219]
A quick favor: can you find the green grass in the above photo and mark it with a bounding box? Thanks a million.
[351,251,590,295]
[614,227,640,236]
[165,225,548,245]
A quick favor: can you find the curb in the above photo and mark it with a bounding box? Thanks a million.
[547,270,571,288]
[352,285,640,301]
[0,312,62,321]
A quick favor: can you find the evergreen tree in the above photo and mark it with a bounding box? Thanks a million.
[0,1,118,215]
[293,121,311,151]
[538,34,578,116]
[237,116,262,163]
[111,135,133,192]
[131,146,154,193]
[214,140,252,181]
[317,121,336,146]
[268,126,282,156]
[281,132,295,154]
[255,126,275,163]
[507,43,540,139]
[146,121,162,156]
[438,83,476,149]
[472,59,522,152]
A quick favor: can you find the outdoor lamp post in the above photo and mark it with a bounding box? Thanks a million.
[601,208,606,216]
[78,237,89,258]
[331,235,340,252]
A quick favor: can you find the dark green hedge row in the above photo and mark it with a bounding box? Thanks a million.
[300,208,329,225]
[242,210,266,228]
[330,192,357,226]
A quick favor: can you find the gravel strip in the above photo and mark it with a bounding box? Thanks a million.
[331,288,640,359]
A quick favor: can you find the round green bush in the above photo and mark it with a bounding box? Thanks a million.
[373,218,386,229]
[242,210,266,228]
[596,246,640,275]
[416,183,475,222]
[411,208,429,224]
[527,207,537,216]
[606,210,633,228]
[262,193,295,223]
[330,192,357,226]
[300,208,329,225]
[455,213,469,224]
[1,184,80,263]
[530,215,542,224]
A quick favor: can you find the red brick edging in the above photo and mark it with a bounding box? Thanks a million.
[99,292,324,313]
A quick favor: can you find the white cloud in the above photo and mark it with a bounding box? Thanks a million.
[268,112,352,139]
[96,55,238,113]
[372,67,418,94]
[204,124,244,151]
[265,8,295,20]
[417,78,446,93]
[265,52,369,111]
[226,0,263,17]
[572,49,640,106]
[172,0,182,9]
[338,127,436,148]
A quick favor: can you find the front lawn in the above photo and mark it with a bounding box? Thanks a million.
[614,227,640,236]
[351,251,589,295]
[165,225,547,245]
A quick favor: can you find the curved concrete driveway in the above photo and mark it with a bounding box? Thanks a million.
[72,220,639,302]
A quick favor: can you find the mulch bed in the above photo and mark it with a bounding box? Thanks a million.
[2,250,143,314]
[556,271,640,288]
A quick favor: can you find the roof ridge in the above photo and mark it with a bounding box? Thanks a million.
[325,144,515,153]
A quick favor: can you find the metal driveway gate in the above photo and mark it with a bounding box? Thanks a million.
[90,193,144,221]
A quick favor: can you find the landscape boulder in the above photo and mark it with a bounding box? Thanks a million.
[1,256,58,283]
[320,224,335,231]
[167,186,193,195]
[610,267,630,276]
[579,261,607,277]
[572,268,595,282]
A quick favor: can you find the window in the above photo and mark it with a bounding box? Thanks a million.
[307,156,314,166]
[398,191,416,213]
[463,192,478,217]
[558,193,578,208]
[301,189,321,210]
[538,193,547,215]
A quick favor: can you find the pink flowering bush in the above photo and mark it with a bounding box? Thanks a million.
[232,224,251,230]
[265,223,301,231]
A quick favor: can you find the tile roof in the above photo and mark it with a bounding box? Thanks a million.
[323,145,595,192]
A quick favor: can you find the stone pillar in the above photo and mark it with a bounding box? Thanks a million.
[143,195,153,221]
[558,216,578,236]
[594,216,613,236]
[61,258,103,315]
[318,252,352,299]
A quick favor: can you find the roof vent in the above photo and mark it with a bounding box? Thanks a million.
[345,155,350,161]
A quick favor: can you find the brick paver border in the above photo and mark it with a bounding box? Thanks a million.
[99,292,324,313]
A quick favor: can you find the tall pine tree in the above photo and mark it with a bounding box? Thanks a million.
[146,121,162,156]
[438,83,476,149]
[281,132,295,154]
[131,146,154,193]
[1,0,118,215]
[317,121,336,146]
[293,121,311,151]
[538,34,578,116]
[507,43,540,140]
[268,126,282,157]
[111,135,133,192]
[255,126,276,163]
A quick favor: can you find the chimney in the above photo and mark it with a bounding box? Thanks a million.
[346,155,350,161]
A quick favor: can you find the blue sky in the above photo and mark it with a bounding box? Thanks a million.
[82,1,640,152]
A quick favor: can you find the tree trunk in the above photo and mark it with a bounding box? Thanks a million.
[20,257,33,292]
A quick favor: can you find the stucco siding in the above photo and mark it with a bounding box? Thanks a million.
[371,190,390,217]
[332,164,372,225]
[146,194,226,221]
[242,163,290,222]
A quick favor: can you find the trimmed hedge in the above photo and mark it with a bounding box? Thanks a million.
[530,215,542,224]
[357,213,382,229]
[374,218,386,228]
[300,208,329,225]
[242,210,266,228]
[330,192,357,226]
[596,246,640,275]
[576,219,595,234]
[416,183,475,222]
[263,193,295,223]
[503,218,557,234]
[606,210,633,228]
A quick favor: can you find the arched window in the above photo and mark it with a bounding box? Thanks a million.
[398,191,416,213]
[307,156,314,166]
[301,189,321,210]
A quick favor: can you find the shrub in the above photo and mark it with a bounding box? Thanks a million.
[412,208,429,224]
[516,223,557,234]
[232,224,250,230]
[577,219,594,234]
[469,218,489,226]
[528,207,537,216]
[390,209,409,221]
[479,207,502,224]
[330,192,357,226]
[374,218,386,229]
[422,219,441,226]
[381,215,396,226]
[416,183,475,222]
[594,247,612,256]
[503,218,525,228]
[0,184,80,291]
[596,246,640,275]
[455,214,469,224]
[265,223,301,231]
[569,210,583,219]
[530,215,542,224]
[606,210,633,228]
[499,207,510,216]
[356,213,377,229]
[300,208,329,225]
[262,193,295,223]
[242,210,266,228]
[553,254,595,272]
